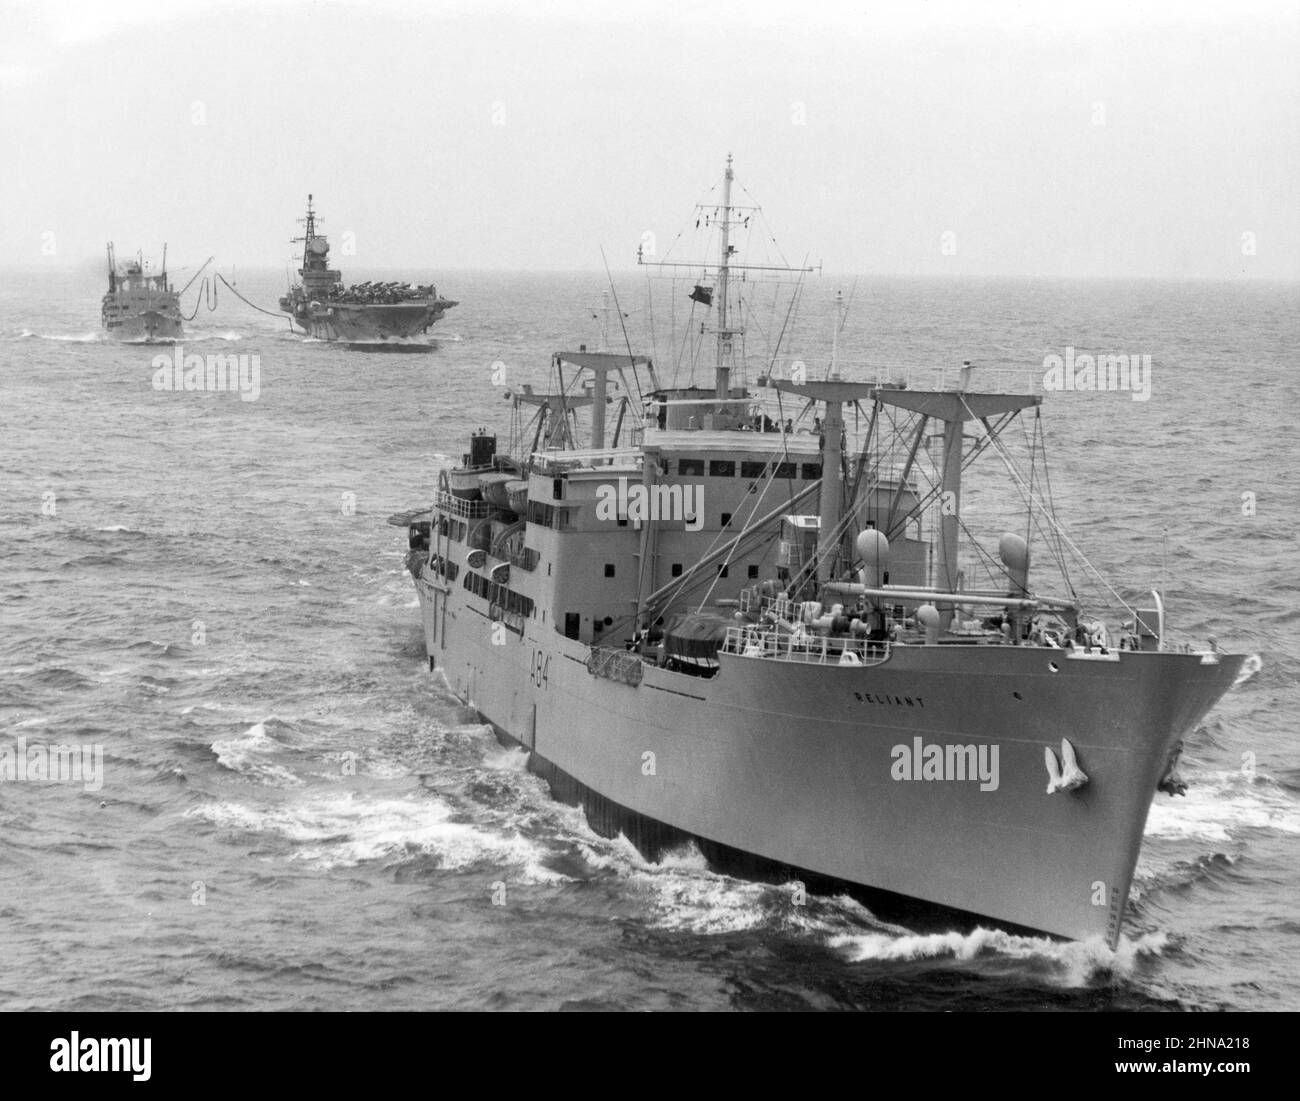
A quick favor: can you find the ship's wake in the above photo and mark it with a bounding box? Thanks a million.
[3,328,102,342]
[189,722,571,882]
[181,329,244,342]
[182,716,1217,990]
[186,790,569,879]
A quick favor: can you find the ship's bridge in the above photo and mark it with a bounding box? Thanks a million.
[528,447,643,476]
[641,428,822,458]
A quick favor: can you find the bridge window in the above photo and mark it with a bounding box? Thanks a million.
[801,463,822,479]
[709,460,735,477]
[678,458,704,477]
[741,461,767,479]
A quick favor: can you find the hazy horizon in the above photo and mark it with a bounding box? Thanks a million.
[6,263,1298,284]
[3,0,1297,279]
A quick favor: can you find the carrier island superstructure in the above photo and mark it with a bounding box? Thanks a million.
[396,159,1243,947]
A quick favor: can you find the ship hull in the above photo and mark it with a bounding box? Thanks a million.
[494,735,1056,938]
[102,308,183,343]
[414,571,1242,947]
[288,300,455,345]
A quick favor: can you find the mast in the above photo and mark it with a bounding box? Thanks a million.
[591,291,613,352]
[292,194,317,276]
[866,387,1042,628]
[302,194,313,274]
[636,157,814,397]
[763,379,883,586]
[829,290,843,380]
[937,416,963,625]
[817,398,844,583]
[814,294,848,579]
[635,444,661,635]
[715,154,734,400]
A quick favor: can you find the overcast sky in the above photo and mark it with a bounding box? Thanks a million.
[2,0,1297,277]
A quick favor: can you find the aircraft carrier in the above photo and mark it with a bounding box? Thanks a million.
[279,195,456,346]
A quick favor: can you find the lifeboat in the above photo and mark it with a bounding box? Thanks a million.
[478,472,514,510]
[506,480,529,514]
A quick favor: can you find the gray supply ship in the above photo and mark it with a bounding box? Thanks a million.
[393,157,1243,947]
[101,244,183,343]
[279,195,456,346]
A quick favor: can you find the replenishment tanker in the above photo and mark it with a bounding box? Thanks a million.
[278,195,456,346]
[394,157,1243,947]
[101,244,183,343]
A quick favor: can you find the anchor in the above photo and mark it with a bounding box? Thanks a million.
[1045,739,1089,794]
[1157,740,1188,797]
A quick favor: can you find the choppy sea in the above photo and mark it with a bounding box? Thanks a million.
[1,268,1296,1011]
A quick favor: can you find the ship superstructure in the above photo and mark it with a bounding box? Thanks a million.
[394,158,1243,947]
[278,195,457,345]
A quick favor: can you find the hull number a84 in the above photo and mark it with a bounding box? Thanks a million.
[530,650,550,689]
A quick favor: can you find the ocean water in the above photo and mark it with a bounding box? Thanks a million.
[0,267,1296,1012]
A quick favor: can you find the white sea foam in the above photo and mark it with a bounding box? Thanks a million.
[567,835,779,935]
[1145,770,1300,841]
[588,841,905,939]
[1233,653,1263,687]
[187,790,568,881]
[210,721,302,788]
[185,330,243,342]
[642,872,774,935]
[482,745,530,773]
[827,927,1169,985]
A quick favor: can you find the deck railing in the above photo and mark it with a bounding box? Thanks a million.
[764,360,1045,395]
[434,491,492,519]
[720,625,893,666]
[530,447,644,474]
